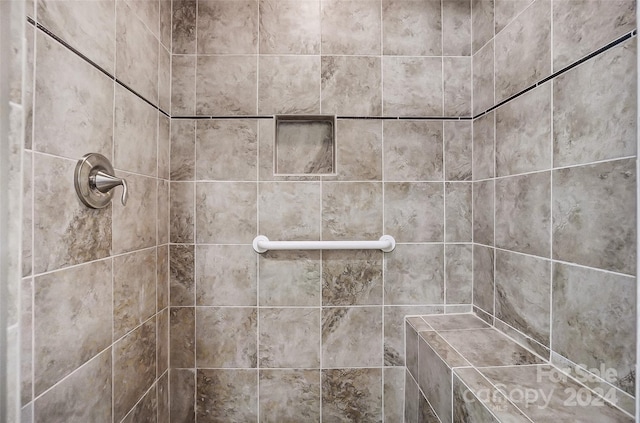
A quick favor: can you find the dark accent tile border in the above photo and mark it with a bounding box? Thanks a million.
[474,30,636,119]
[27,17,170,118]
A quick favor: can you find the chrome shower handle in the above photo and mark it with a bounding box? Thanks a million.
[93,170,128,206]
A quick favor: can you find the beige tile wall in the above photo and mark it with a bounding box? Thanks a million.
[168,1,475,421]
[471,0,637,415]
[21,1,172,422]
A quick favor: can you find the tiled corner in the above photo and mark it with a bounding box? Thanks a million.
[121,384,157,423]
[494,0,534,33]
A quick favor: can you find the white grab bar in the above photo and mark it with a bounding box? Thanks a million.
[252,235,396,253]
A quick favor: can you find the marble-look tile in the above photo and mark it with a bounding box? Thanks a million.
[444,57,472,116]
[444,121,472,181]
[259,0,321,54]
[196,307,257,368]
[157,233,167,292]
[170,182,194,243]
[37,0,115,73]
[446,304,473,313]
[418,397,440,423]
[404,370,419,423]
[158,179,169,245]
[197,0,258,54]
[384,244,444,305]
[383,57,443,116]
[472,111,494,180]
[323,119,382,181]
[384,182,444,242]
[383,368,404,422]
[406,325,420,378]
[159,46,171,113]
[22,152,33,278]
[197,369,258,422]
[321,56,382,116]
[7,327,18,423]
[259,308,321,368]
[553,38,636,167]
[495,0,551,103]
[259,182,321,240]
[196,55,258,115]
[172,0,196,54]
[21,278,33,406]
[157,308,169,377]
[126,0,160,38]
[322,307,382,367]
[121,384,156,423]
[113,319,156,422]
[382,0,442,56]
[495,250,550,346]
[113,249,157,338]
[445,244,472,304]
[496,83,551,176]
[33,350,112,423]
[553,0,635,71]
[453,367,530,422]
[321,0,381,55]
[322,250,382,306]
[440,328,543,366]
[116,1,159,104]
[553,159,636,274]
[23,25,34,151]
[169,245,195,306]
[21,403,33,423]
[259,56,321,114]
[160,0,172,49]
[171,119,195,181]
[169,307,195,367]
[422,313,489,331]
[259,370,321,422]
[112,172,157,254]
[495,0,533,33]
[445,183,472,242]
[472,40,494,115]
[418,335,457,422]
[196,245,257,306]
[275,120,334,174]
[196,119,257,180]
[495,171,551,257]
[158,114,170,180]
[553,263,636,395]
[321,182,382,241]
[472,0,494,53]
[473,180,494,246]
[384,306,443,366]
[9,1,24,104]
[171,55,196,115]
[34,33,113,160]
[383,120,443,181]
[322,369,382,422]
[480,365,634,422]
[157,372,169,423]
[473,244,494,314]
[195,182,257,243]
[474,305,493,324]
[170,369,195,423]
[114,86,158,177]
[443,0,471,56]
[259,251,321,306]
[34,259,112,396]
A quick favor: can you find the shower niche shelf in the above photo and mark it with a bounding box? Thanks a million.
[274,115,336,176]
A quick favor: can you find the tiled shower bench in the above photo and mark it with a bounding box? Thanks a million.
[404,314,633,423]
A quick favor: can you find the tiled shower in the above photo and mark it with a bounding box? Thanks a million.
[1,0,638,422]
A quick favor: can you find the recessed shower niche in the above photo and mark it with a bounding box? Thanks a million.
[274,115,336,175]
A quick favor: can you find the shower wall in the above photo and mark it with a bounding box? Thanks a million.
[470,0,637,414]
[20,1,172,422]
[168,0,474,421]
